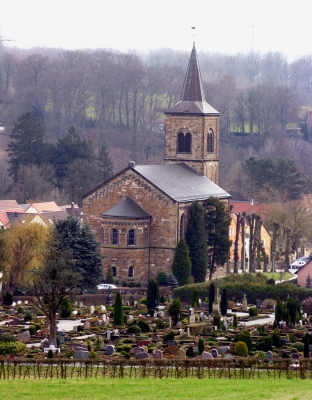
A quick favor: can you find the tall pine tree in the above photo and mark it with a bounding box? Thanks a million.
[54,216,103,292]
[205,197,232,280]
[172,239,191,286]
[185,201,208,283]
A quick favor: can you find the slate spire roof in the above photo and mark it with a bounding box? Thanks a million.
[165,43,219,115]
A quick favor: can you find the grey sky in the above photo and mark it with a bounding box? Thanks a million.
[1,0,311,60]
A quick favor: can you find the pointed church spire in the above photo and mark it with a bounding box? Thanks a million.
[165,44,219,115]
[181,43,206,102]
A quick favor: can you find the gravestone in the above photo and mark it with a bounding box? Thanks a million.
[179,329,184,336]
[79,302,83,307]
[188,308,195,324]
[137,351,149,359]
[74,349,89,359]
[17,301,22,305]
[134,346,145,357]
[202,351,213,359]
[224,353,234,360]
[187,327,190,337]
[22,330,30,342]
[176,349,186,360]
[128,315,133,321]
[137,340,151,346]
[167,340,178,347]
[291,353,299,360]
[217,346,230,355]
[153,350,163,359]
[10,309,16,315]
[211,349,219,358]
[212,280,221,314]
[106,330,111,340]
[100,305,106,312]
[102,314,107,323]
[90,305,95,314]
[24,300,28,305]
[152,334,160,341]
[84,320,90,330]
[266,351,273,361]
[105,345,115,356]
[168,317,172,328]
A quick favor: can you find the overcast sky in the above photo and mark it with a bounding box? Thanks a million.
[1,0,311,60]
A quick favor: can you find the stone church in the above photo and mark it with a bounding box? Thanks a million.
[82,44,230,284]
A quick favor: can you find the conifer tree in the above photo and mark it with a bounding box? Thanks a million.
[205,197,232,280]
[220,288,228,316]
[208,283,215,314]
[106,266,114,284]
[54,216,103,292]
[113,291,124,326]
[147,279,159,311]
[191,289,199,308]
[186,201,208,283]
[172,239,191,286]
[97,141,114,182]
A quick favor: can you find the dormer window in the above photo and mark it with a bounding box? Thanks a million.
[177,131,191,153]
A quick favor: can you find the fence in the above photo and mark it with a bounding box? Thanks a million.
[1,358,312,380]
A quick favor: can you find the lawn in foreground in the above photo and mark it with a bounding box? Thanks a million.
[1,378,311,400]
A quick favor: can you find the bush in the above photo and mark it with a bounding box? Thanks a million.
[140,298,147,305]
[126,324,141,334]
[90,349,98,359]
[237,331,252,352]
[157,319,165,329]
[0,334,17,342]
[234,341,248,357]
[29,325,36,335]
[2,292,13,306]
[213,314,221,329]
[164,331,175,341]
[24,312,32,322]
[59,299,72,318]
[0,342,26,356]
[47,349,54,359]
[156,271,167,286]
[248,306,258,317]
[137,320,150,333]
[198,337,205,355]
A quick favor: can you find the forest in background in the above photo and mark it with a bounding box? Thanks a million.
[1,46,312,204]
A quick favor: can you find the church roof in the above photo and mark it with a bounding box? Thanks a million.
[165,44,219,116]
[134,163,230,202]
[101,197,151,219]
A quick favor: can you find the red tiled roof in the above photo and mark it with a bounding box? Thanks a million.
[230,201,270,218]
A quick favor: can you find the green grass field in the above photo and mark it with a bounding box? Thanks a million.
[0,378,312,400]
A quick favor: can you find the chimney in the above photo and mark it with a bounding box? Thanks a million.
[71,202,75,212]
[128,161,136,168]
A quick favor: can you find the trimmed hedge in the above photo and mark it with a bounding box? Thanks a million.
[0,342,26,356]
[173,274,312,304]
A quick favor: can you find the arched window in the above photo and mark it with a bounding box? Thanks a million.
[112,266,117,278]
[207,129,214,153]
[111,228,119,245]
[101,227,104,244]
[177,131,191,153]
[128,266,134,278]
[127,229,136,246]
[180,214,185,240]
[143,228,148,246]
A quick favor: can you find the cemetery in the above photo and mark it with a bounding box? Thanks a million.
[1,279,312,380]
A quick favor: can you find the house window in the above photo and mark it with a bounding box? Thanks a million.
[112,266,117,278]
[229,227,234,236]
[177,131,191,153]
[207,129,214,153]
[128,266,134,278]
[111,228,119,245]
[127,229,136,246]
[180,214,185,240]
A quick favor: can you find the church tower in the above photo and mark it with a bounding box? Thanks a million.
[164,44,220,184]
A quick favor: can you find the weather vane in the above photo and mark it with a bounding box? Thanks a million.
[191,26,196,44]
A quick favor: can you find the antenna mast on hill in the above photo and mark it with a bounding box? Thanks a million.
[0,23,14,59]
